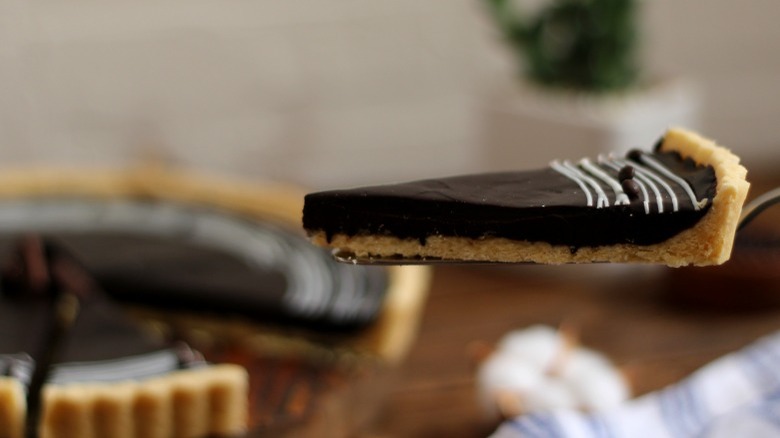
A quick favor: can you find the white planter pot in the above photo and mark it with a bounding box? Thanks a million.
[481,78,701,171]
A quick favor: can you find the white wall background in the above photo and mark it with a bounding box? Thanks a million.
[642,0,780,175]
[0,0,777,188]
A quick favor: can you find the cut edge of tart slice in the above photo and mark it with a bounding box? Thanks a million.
[306,128,750,267]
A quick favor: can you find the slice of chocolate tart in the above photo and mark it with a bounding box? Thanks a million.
[0,236,248,438]
[303,128,750,267]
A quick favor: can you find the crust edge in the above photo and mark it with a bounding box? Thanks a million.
[38,364,248,438]
[0,377,25,438]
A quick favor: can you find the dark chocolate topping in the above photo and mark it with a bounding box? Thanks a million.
[0,236,208,384]
[0,237,205,436]
[303,146,717,249]
[0,238,169,363]
[0,292,168,363]
[0,200,387,331]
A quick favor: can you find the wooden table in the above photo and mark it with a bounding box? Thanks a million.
[368,263,780,437]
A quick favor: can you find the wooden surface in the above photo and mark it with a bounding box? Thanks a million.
[368,263,780,437]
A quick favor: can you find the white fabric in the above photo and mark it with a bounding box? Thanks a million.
[478,326,629,418]
[490,331,780,438]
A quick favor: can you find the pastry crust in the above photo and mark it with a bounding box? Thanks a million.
[309,128,750,267]
[0,366,247,438]
[0,378,25,438]
[39,365,248,438]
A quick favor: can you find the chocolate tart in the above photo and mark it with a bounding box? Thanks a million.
[0,166,430,436]
[303,128,750,267]
[0,237,248,438]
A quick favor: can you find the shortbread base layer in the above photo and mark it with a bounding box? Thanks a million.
[311,230,715,268]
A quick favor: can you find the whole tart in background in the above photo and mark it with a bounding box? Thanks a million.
[0,164,430,437]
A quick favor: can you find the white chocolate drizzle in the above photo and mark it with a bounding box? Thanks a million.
[562,160,609,208]
[48,350,195,384]
[551,151,710,214]
[637,153,709,210]
[579,158,630,206]
[550,160,593,207]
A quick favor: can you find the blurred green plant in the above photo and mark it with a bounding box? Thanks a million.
[486,0,639,93]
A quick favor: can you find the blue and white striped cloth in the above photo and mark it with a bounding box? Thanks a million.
[491,331,780,438]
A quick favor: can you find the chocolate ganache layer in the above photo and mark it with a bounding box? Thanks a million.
[0,237,214,437]
[303,146,717,249]
[0,199,387,331]
[0,237,204,392]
